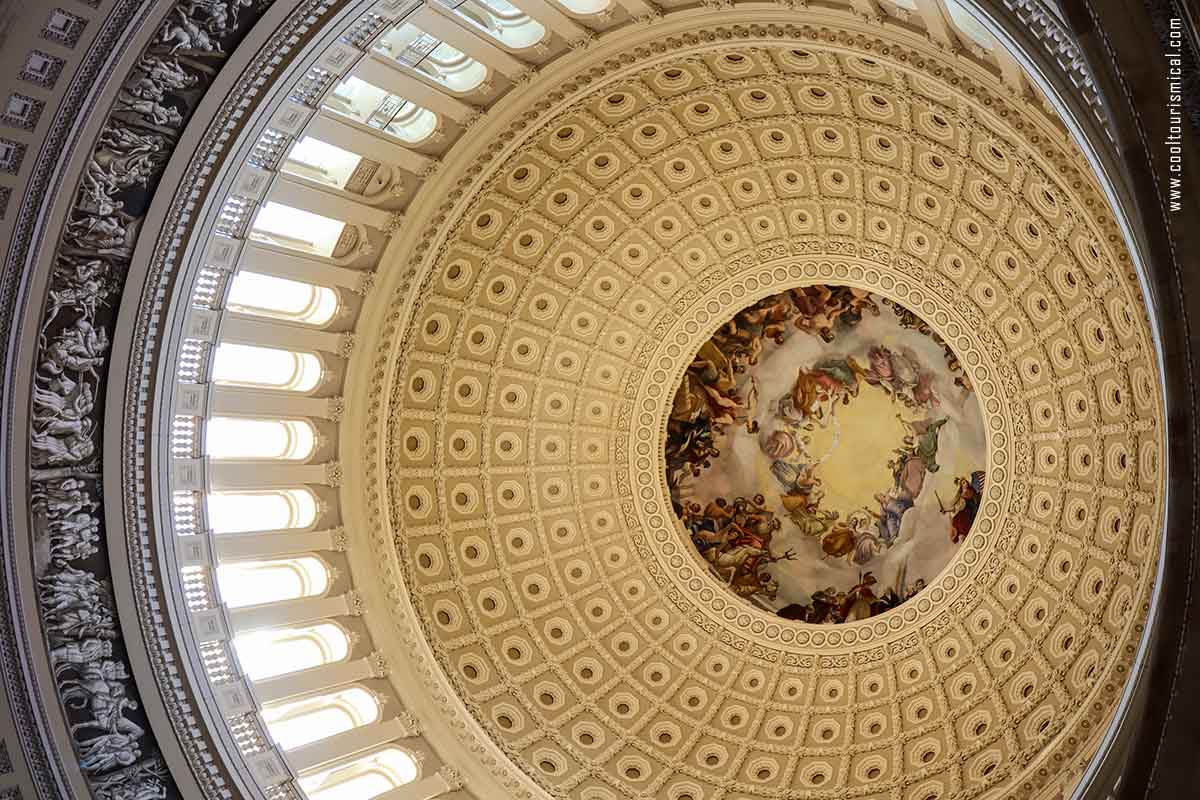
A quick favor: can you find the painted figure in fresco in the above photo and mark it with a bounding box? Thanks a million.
[940,470,986,543]
[783,356,868,423]
[667,287,986,619]
[862,345,940,409]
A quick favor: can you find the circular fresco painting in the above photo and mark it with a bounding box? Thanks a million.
[666,285,987,623]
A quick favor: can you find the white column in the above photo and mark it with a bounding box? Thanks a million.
[353,56,477,124]
[511,0,587,39]
[208,460,332,490]
[219,315,346,355]
[253,656,378,705]
[227,592,358,632]
[376,771,459,800]
[409,5,530,79]
[209,385,341,420]
[305,113,434,175]
[285,718,410,773]
[270,178,395,231]
[213,528,344,561]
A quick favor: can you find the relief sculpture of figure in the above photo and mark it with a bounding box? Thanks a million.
[93,760,170,800]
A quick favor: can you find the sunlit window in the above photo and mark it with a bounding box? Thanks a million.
[250,202,348,258]
[206,489,318,534]
[211,343,323,392]
[282,137,365,191]
[323,77,438,144]
[299,747,419,800]
[233,622,350,681]
[373,24,488,93]
[945,0,996,50]
[262,686,380,750]
[227,271,340,326]
[206,417,317,461]
[216,556,330,608]
[444,0,546,50]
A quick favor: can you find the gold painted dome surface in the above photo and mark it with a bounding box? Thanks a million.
[667,287,987,622]
[363,24,1164,800]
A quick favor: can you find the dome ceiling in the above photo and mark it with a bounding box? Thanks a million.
[359,25,1165,800]
[357,23,1171,800]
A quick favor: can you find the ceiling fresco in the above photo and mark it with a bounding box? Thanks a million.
[666,286,987,622]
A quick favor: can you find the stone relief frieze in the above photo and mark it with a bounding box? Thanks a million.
[23,1,275,798]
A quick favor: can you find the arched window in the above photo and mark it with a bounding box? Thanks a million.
[373,25,488,93]
[262,686,381,750]
[299,747,419,800]
[233,621,350,681]
[206,417,317,461]
[211,343,323,392]
[206,489,318,533]
[445,0,546,50]
[323,77,438,144]
[281,137,366,192]
[215,555,330,608]
[944,0,996,50]
[227,271,340,326]
[249,202,349,258]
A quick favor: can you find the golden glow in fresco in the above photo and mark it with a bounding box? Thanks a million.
[666,286,987,623]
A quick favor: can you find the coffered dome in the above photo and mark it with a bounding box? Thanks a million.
[356,30,1163,800]
[0,3,1187,800]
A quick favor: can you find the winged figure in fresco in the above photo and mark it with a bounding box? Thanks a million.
[781,356,869,423]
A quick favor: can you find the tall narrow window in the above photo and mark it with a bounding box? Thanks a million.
[299,747,419,800]
[211,343,323,392]
[216,556,330,608]
[249,202,349,258]
[262,686,380,750]
[206,417,317,461]
[281,137,366,191]
[373,25,488,93]
[206,489,318,533]
[323,77,438,144]
[233,622,350,681]
[443,0,546,50]
[944,0,997,50]
[227,271,339,326]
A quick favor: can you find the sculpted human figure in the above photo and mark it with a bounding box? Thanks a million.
[50,637,113,677]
